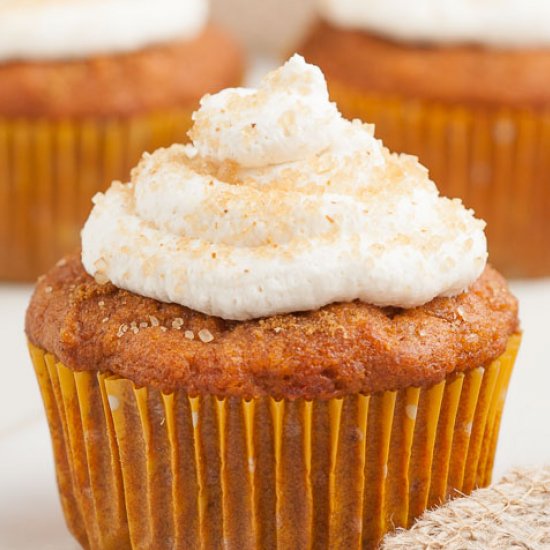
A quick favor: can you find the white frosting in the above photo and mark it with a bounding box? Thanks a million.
[319,0,550,47]
[82,55,487,321]
[0,0,208,62]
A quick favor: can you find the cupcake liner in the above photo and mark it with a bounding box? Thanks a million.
[29,334,520,549]
[329,83,550,277]
[0,109,192,281]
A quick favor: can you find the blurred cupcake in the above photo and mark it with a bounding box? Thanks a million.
[299,0,550,277]
[0,0,243,281]
[26,57,520,549]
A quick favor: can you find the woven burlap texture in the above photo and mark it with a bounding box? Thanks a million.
[382,465,550,549]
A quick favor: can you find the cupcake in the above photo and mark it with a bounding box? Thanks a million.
[299,1,550,277]
[0,0,243,281]
[26,56,520,549]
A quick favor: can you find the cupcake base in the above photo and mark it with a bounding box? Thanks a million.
[30,335,520,549]
[0,110,191,281]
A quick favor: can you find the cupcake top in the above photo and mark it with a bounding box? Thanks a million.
[26,258,518,398]
[0,0,208,61]
[319,0,550,47]
[82,55,487,321]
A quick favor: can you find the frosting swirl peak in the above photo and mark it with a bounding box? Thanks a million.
[81,55,487,320]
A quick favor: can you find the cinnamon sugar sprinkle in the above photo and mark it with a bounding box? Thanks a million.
[149,315,160,327]
[94,272,109,285]
[198,329,214,343]
[172,318,184,330]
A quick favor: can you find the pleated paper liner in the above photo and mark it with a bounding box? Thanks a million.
[328,83,550,278]
[0,109,191,281]
[30,334,520,550]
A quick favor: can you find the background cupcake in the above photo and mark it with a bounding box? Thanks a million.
[0,0,243,281]
[299,0,550,277]
[26,57,520,549]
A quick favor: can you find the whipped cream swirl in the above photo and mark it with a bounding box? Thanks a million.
[82,55,487,321]
[320,0,550,47]
[0,0,208,62]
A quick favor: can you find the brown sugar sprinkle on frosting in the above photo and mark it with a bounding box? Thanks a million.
[93,257,109,285]
[56,258,67,267]
[185,330,195,340]
[198,329,214,343]
[44,286,53,294]
[94,257,107,270]
[94,272,109,285]
[98,300,105,308]
[117,324,128,338]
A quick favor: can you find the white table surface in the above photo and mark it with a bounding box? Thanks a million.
[0,278,549,549]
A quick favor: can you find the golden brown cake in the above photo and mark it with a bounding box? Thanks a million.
[299,11,550,277]
[0,26,243,118]
[0,1,243,281]
[26,57,521,550]
[27,256,518,399]
[299,22,550,106]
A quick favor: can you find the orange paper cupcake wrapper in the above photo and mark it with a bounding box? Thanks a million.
[0,109,192,281]
[29,335,520,549]
[329,83,550,277]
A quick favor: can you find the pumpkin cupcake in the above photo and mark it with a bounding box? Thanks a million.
[0,0,243,281]
[299,0,550,277]
[26,56,520,549]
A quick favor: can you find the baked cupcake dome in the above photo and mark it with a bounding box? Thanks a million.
[299,1,550,277]
[26,57,520,549]
[0,0,243,281]
[28,257,517,400]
